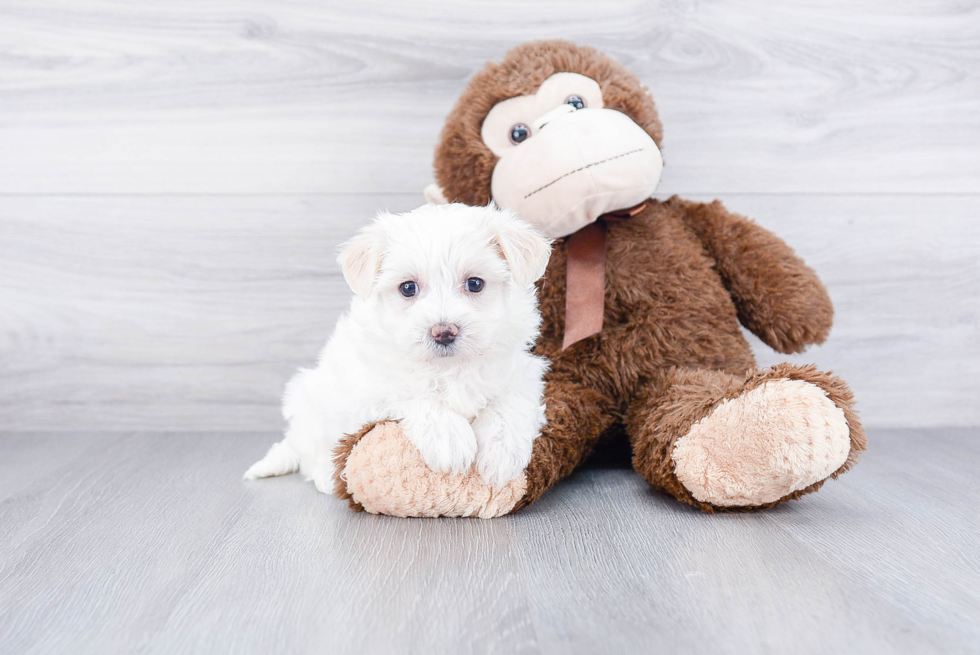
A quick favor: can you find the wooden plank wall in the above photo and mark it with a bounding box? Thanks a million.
[1,0,978,430]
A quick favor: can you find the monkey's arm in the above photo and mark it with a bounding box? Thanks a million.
[672,197,833,354]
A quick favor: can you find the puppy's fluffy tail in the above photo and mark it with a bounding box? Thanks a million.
[243,440,301,480]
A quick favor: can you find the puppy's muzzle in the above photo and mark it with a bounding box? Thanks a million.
[430,323,459,346]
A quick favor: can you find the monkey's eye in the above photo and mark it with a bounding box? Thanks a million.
[509,124,531,144]
[399,281,418,298]
[565,95,586,110]
[465,277,484,293]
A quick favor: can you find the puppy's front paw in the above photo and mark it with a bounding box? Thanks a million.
[476,442,532,488]
[473,412,533,488]
[311,464,334,495]
[403,411,477,475]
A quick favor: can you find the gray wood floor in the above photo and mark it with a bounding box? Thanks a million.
[0,428,977,654]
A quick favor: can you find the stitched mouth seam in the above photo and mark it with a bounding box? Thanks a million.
[522,147,646,200]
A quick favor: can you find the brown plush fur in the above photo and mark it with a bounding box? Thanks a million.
[333,422,378,512]
[336,40,865,514]
[676,199,834,354]
[510,197,863,512]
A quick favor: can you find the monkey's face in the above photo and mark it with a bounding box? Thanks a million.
[479,72,663,239]
[429,41,666,239]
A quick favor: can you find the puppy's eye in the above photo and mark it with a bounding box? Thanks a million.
[509,124,530,144]
[399,281,418,298]
[465,277,484,293]
[565,95,586,110]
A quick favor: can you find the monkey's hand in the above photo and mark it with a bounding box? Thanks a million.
[673,197,833,354]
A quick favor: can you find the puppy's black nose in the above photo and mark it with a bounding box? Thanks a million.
[430,323,459,345]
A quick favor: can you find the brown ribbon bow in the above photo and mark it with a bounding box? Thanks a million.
[561,203,646,350]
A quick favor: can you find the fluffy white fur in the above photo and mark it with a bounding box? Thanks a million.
[244,203,552,492]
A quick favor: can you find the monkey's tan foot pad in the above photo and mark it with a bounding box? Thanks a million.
[333,421,527,518]
[671,379,851,507]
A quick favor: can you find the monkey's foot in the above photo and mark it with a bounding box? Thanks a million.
[333,422,527,518]
[671,377,852,507]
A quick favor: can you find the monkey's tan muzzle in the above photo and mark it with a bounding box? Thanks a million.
[490,107,663,240]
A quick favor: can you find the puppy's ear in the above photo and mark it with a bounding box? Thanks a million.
[424,183,449,205]
[337,220,387,297]
[491,206,553,287]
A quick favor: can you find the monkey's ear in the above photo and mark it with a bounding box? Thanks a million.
[491,207,553,287]
[424,183,449,205]
[337,220,387,297]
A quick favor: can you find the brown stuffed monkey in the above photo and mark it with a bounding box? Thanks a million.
[332,40,865,518]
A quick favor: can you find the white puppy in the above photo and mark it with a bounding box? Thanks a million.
[244,203,552,493]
